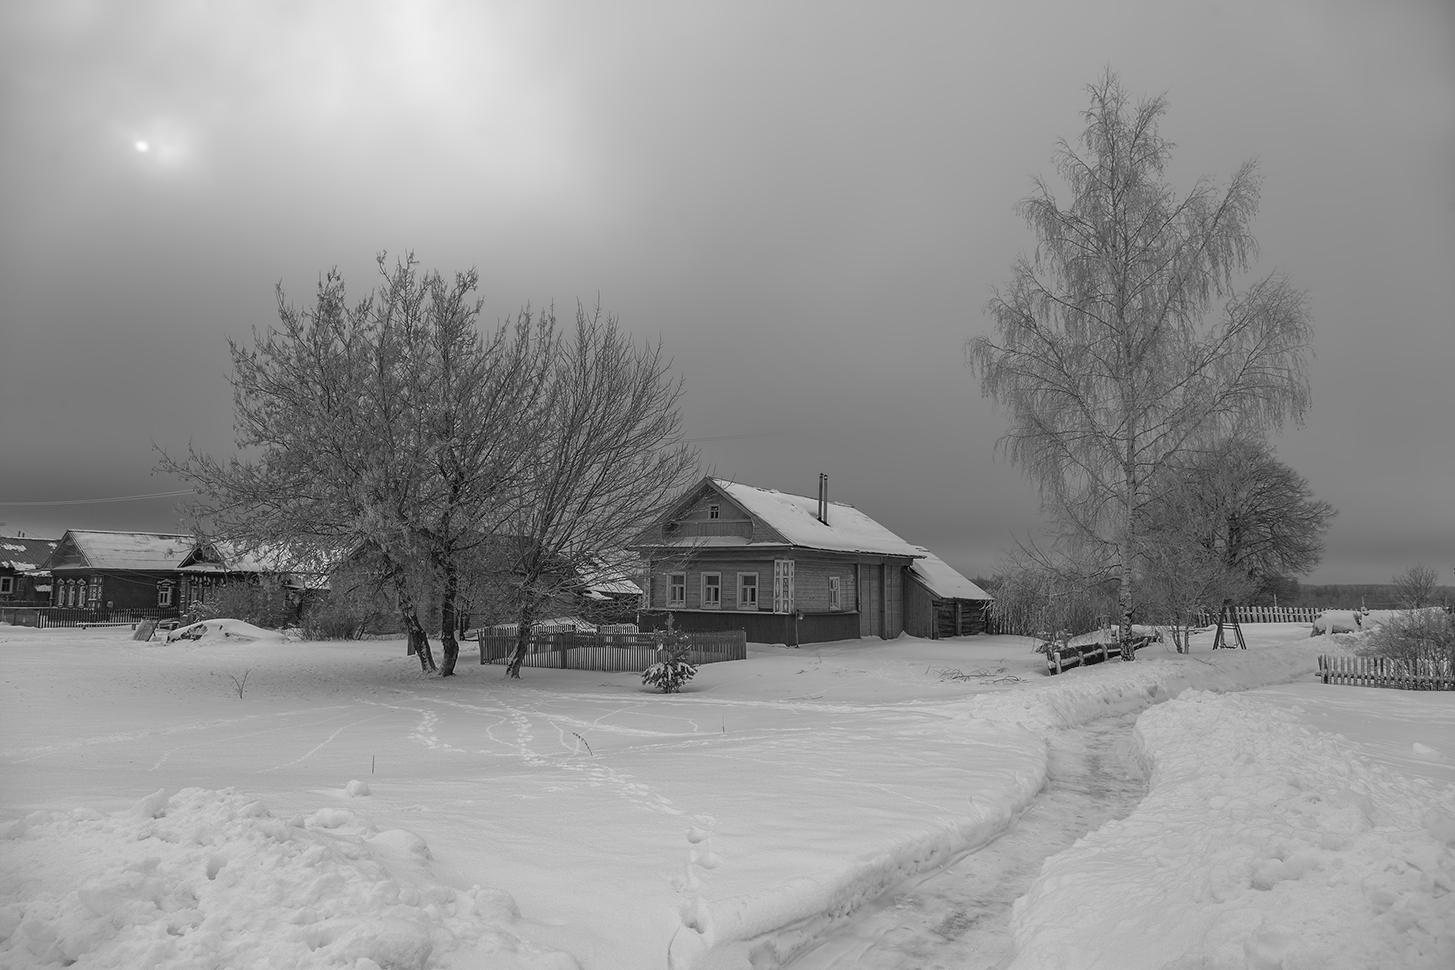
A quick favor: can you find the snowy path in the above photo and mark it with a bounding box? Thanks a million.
[786,711,1148,969]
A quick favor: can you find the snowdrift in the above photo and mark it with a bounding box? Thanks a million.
[164,618,285,643]
[0,787,578,969]
[1008,690,1455,969]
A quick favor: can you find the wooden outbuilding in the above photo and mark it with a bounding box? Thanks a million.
[903,547,993,638]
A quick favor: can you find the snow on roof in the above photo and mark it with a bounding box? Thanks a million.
[576,555,643,597]
[0,536,58,573]
[712,479,924,558]
[60,531,192,571]
[908,547,992,601]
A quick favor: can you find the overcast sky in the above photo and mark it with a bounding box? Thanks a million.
[2,0,1452,585]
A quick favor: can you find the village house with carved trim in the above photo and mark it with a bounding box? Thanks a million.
[630,477,991,645]
[39,531,296,613]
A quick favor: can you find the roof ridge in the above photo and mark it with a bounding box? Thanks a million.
[66,529,191,537]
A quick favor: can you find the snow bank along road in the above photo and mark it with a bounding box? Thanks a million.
[1,624,1451,968]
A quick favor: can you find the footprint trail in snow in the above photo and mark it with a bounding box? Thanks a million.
[788,711,1148,969]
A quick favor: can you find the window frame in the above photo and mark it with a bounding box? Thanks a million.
[667,572,687,608]
[701,572,722,610]
[157,582,174,608]
[0,576,12,594]
[708,504,720,519]
[828,575,840,611]
[736,572,759,611]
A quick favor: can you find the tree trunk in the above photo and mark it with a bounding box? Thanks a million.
[393,577,435,671]
[438,559,460,677]
[507,601,535,679]
[1119,430,1137,662]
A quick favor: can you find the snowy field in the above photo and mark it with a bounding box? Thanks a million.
[1,623,1451,968]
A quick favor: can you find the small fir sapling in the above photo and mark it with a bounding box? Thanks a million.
[642,616,698,693]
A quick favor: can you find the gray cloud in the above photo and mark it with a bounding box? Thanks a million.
[3,0,1453,583]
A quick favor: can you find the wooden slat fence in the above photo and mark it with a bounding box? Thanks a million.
[479,630,747,672]
[1,607,180,629]
[1196,606,1323,625]
[1318,655,1455,690]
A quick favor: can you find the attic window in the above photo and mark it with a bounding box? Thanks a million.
[708,505,720,519]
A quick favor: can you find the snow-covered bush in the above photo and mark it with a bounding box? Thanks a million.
[184,578,295,630]
[1356,607,1455,666]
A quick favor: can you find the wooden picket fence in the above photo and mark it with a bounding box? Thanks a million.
[0,606,180,629]
[479,629,747,672]
[1317,655,1455,691]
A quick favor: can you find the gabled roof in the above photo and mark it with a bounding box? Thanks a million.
[712,479,924,558]
[46,530,192,572]
[907,547,992,601]
[638,477,924,558]
[0,536,58,573]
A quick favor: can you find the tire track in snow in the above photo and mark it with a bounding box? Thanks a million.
[148,708,389,771]
[254,711,393,773]
[3,706,355,763]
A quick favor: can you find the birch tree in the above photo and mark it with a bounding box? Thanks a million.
[967,71,1314,658]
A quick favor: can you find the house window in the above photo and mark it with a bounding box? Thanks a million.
[829,576,840,611]
[0,576,12,594]
[708,505,720,519]
[737,573,758,611]
[75,582,87,608]
[88,580,102,608]
[158,582,174,608]
[667,572,686,608]
[772,559,794,614]
[702,573,721,610]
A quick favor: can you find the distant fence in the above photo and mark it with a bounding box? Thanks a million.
[479,629,747,672]
[1318,654,1454,690]
[0,607,180,629]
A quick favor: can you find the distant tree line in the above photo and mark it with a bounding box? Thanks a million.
[159,254,697,678]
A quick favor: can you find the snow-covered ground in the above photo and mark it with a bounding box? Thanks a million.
[1,622,1450,968]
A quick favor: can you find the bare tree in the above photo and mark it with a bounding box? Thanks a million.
[1392,563,1441,609]
[502,305,698,678]
[967,71,1314,659]
[159,255,548,675]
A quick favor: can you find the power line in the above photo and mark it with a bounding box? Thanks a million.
[0,489,196,506]
[686,432,791,442]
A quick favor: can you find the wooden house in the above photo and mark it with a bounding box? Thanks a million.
[632,476,971,646]
[42,530,193,610]
[904,547,993,638]
[41,531,305,614]
[0,535,58,606]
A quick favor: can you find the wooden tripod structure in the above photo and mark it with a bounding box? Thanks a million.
[1210,598,1247,650]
